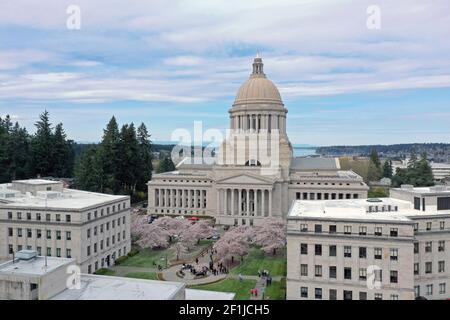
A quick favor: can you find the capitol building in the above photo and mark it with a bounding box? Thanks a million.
[147,56,369,225]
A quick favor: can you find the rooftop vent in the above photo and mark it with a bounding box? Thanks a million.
[15,250,38,261]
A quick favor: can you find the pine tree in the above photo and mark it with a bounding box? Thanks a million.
[53,123,75,177]
[137,123,153,191]
[382,160,393,178]
[157,156,175,173]
[99,116,121,193]
[7,122,31,180]
[75,147,104,192]
[370,149,381,168]
[117,123,140,193]
[31,110,54,177]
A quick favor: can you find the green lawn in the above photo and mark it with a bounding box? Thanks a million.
[118,247,175,268]
[94,268,116,276]
[231,247,287,277]
[189,279,257,300]
[124,272,158,280]
[264,278,286,300]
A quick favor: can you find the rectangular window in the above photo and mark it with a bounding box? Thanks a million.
[36,229,41,238]
[27,212,31,220]
[329,245,337,257]
[425,262,432,274]
[425,241,432,252]
[437,197,450,210]
[439,283,446,294]
[344,226,352,235]
[426,222,432,231]
[359,247,367,258]
[8,212,12,219]
[315,244,322,256]
[300,287,308,298]
[390,271,398,283]
[390,248,398,261]
[359,292,367,300]
[438,241,445,252]
[375,227,382,236]
[315,288,322,299]
[46,247,51,256]
[46,230,51,239]
[344,246,352,258]
[359,268,367,280]
[46,214,51,221]
[414,263,419,275]
[329,225,337,234]
[438,261,445,273]
[414,242,419,254]
[56,214,61,222]
[314,224,322,233]
[300,224,308,232]
[329,266,337,279]
[66,215,71,222]
[343,290,352,300]
[359,226,367,235]
[300,264,308,276]
[374,293,383,300]
[440,221,445,230]
[414,197,420,210]
[344,267,352,280]
[374,248,382,259]
[66,249,72,258]
[56,231,61,240]
[8,228,13,237]
[390,228,398,237]
[87,246,91,256]
[329,289,337,300]
[426,284,433,295]
[66,231,71,240]
[56,248,61,257]
[315,265,322,277]
[300,243,308,255]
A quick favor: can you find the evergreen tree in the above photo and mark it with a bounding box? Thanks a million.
[392,152,434,187]
[369,149,381,168]
[53,123,75,177]
[31,111,54,177]
[157,156,175,173]
[382,160,393,178]
[137,123,153,191]
[117,123,140,193]
[75,147,104,192]
[7,122,31,180]
[99,116,121,193]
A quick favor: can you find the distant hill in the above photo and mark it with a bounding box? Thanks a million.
[317,143,450,162]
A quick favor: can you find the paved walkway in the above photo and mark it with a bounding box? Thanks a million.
[110,265,159,277]
[161,248,228,285]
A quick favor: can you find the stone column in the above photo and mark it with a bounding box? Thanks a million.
[246,189,250,216]
[262,190,265,217]
[231,189,234,215]
[238,189,242,216]
[268,190,272,217]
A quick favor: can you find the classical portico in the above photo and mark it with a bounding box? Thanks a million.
[147,56,369,226]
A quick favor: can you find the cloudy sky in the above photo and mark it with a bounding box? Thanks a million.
[0,0,449,146]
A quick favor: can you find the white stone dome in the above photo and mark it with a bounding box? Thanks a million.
[233,56,283,107]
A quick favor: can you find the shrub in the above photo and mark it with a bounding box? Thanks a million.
[115,256,129,265]
[127,248,140,257]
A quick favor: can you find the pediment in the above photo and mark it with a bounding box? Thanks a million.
[216,173,274,185]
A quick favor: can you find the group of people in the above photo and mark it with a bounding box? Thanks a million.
[258,269,273,286]
[179,248,229,278]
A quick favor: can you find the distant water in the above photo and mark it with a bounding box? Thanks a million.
[293,147,317,157]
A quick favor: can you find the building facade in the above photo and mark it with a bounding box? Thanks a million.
[148,56,368,225]
[0,179,131,273]
[286,185,450,300]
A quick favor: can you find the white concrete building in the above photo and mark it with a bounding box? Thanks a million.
[0,179,131,273]
[148,56,368,226]
[286,185,450,300]
[0,251,235,300]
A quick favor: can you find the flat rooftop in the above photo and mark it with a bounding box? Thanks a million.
[185,289,235,300]
[0,256,74,277]
[51,275,185,300]
[288,198,416,222]
[392,185,450,195]
[12,179,61,185]
[0,183,129,210]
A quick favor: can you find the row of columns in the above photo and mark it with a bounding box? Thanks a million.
[296,192,360,200]
[230,114,286,133]
[216,188,272,217]
[155,189,207,209]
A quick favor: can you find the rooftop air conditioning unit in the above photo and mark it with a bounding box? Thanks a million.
[16,250,38,260]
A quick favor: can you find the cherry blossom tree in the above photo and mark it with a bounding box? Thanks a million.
[188,220,215,244]
[130,213,170,249]
[153,216,190,241]
[252,218,286,255]
[213,226,253,266]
